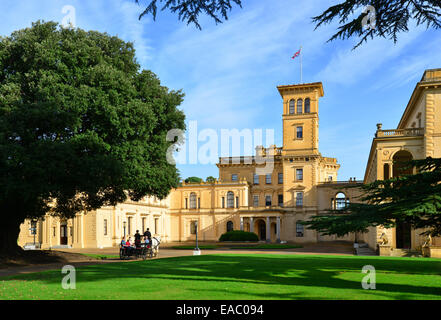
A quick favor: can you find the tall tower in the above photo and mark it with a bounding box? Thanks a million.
[277,82,324,156]
[277,82,326,209]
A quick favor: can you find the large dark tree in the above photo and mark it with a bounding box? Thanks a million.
[135,0,242,29]
[135,1,441,48]
[313,0,441,49]
[0,21,186,255]
[302,157,441,238]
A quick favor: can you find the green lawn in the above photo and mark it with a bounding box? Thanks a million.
[1,254,440,300]
[171,244,302,250]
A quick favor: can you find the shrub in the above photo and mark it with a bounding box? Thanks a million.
[219,230,259,242]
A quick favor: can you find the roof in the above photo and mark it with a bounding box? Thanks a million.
[277,82,324,97]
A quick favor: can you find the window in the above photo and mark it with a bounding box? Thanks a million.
[328,175,333,182]
[289,99,295,114]
[222,197,225,208]
[296,126,303,139]
[296,223,304,237]
[296,192,303,207]
[232,174,238,182]
[335,193,349,210]
[266,174,272,184]
[253,173,259,185]
[128,217,132,235]
[104,219,108,236]
[297,99,303,114]
[304,98,311,113]
[296,168,303,181]
[236,196,239,208]
[278,173,283,184]
[278,194,284,207]
[265,195,272,206]
[227,221,234,232]
[190,221,197,235]
[154,218,159,234]
[189,192,197,209]
[253,195,259,207]
[142,218,146,233]
[227,192,234,208]
[185,198,188,209]
[198,197,201,209]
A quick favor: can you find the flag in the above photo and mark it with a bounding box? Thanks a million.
[292,48,301,60]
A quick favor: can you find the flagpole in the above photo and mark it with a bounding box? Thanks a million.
[300,45,303,84]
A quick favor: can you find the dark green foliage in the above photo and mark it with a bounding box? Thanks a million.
[219,230,259,242]
[206,176,216,183]
[184,177,203,183]
[135,0,242,29]
[0,21,186,254]
[302,157,441,238]
[313,0,441,49]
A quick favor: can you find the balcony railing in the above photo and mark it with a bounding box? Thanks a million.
[376,128,424,138]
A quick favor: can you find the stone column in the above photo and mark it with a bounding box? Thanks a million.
[249,217,254,233]
[266,217,271,243]
[276,216,281,243]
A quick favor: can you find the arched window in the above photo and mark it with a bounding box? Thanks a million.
[189,192,197,209]
[304,98,310,113]
[190,221,197,235]
[334,193,349,210]
[297,99,303,114]
[227,221,234,232]
[289,99,295,114]
[227,192,234,208]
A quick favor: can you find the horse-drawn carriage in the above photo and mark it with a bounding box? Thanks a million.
[119,237,160,260]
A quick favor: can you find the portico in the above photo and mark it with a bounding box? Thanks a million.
[239,215,282,243]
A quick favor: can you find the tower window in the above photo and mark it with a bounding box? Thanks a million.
[232,174,238,182]
[289,99,295,114]
[297,99,303,114]
[296,168,303,181]
[305,98,311,113]
[296,126,303,139]
[296,192,304,207]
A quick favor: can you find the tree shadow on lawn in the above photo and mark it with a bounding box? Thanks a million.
[3,254,441,299]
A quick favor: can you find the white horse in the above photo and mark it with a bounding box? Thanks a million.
[151,236,161,257]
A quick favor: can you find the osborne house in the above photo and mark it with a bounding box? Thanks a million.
[17,68,441,258]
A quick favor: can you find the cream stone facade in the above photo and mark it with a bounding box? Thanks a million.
[363,68,441,258]
[17,69,441,257]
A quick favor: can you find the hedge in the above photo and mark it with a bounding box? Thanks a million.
[219,230,259,242]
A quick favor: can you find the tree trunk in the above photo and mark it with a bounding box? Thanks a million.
[0,219,24,257]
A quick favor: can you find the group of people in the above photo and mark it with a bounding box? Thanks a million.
[120,229,152,255]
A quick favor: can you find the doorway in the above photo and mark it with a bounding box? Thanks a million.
[60,224,68,245]
[257,220,266,241]
[396,222,411,249]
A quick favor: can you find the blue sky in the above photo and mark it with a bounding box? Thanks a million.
[2,0,441,181]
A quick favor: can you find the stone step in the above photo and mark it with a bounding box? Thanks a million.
[390,249,422,257]
[50,245,72,249]
[356,247,377,256]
